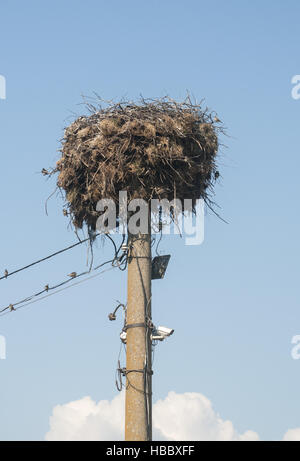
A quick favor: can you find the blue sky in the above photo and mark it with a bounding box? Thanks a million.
[0,0,300,440]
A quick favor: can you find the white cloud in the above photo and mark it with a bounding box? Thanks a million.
[45,391,259,441]
[153,391,259,441]
[45,393,124,441]
[282,428,300,441]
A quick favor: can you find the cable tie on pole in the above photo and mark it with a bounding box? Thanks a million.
[119,367,153,376]
[123,322,146,331]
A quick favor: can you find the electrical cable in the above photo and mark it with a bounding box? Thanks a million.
[0,235,100,282]
[0,264,117,318]
[0,234,128,316]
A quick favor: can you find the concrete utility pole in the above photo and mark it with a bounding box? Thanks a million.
[125,228,152,441]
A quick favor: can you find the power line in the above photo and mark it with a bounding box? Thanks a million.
[0,238,129,316]
[0,235,98,282]
[0,231,129,282]
[0,263,117,318]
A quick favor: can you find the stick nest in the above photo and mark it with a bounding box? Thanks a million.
[49,97,223,230]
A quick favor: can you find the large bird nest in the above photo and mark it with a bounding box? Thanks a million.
[48,97,224,231]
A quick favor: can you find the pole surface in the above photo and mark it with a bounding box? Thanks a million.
[125,230,152,441]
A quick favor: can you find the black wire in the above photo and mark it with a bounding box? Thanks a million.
[0,235,100,282]
[105,233,118,256]
[0,257,116,315]
[0,264,117,318]
[125,371,152,396]
[0,234,129,316]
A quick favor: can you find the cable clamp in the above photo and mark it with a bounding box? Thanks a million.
[123,322,146,331]
[118,367,153,376]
